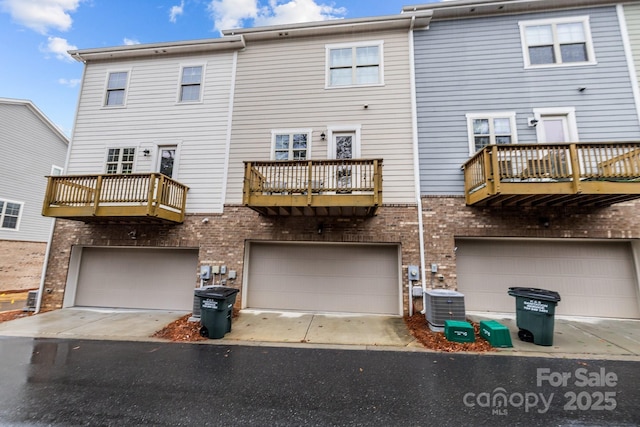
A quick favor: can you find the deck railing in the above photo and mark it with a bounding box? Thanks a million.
[42,173,188,223]
[463,143,640,206]
[243,159,383,216]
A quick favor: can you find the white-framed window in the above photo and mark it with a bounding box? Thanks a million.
[271,130,311,160]
[519,16,596,68]
[51,165,64,176]
[326,41,384,88]
[105,147,136,174]
[466,112,518,154]
[178,65,204,102]
[0,199,23,230]
[104,71,130,106]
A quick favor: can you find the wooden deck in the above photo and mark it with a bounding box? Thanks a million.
[463,143,640,207]
[42,173,188,223]
[243,159,383,216]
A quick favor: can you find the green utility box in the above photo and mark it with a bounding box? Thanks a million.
[195,286,239,339]
[444,320,475,343]
[479,320,513,348]
[508,287,561,347]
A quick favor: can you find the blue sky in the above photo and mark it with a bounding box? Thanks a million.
[0,0,436,136]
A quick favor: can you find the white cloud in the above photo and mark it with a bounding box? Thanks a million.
[169,0,184,23]
[123,38,140,45]
[208,0,258,32]
[43,36,77,61]
[254,0,346,27]
[58,77,81,88]
[208,0,344,33]
[0,0,81,34]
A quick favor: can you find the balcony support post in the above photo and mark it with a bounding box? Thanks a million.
[569,144,582,193]
[93,175,103,216]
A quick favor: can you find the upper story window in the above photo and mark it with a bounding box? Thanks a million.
[179,65,203,102]
[326,41,383,88]
[466,113,517,154]
[0,199,22,230]
[106,148,135,174]
[519,16,596,68]
[105,71,129,106]
[272,130,311,160]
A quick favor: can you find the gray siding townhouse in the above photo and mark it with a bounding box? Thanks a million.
[39,12,432,317]
[406,0,640,318]
[0,98,68,292]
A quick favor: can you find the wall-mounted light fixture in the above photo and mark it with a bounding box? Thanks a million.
[320,132,326,141]
[578,87,586,92]
[143,149,150,156]
[528,118,539,127]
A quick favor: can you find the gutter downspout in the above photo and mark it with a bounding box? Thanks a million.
[408,16,427,316]
[617,4,640,128]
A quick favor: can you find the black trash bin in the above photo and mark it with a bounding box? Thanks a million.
[508,287,561,346]
[195,286,239,339]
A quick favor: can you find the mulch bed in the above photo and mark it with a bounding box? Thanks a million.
[404,314,495,352]
[0,310,33,323]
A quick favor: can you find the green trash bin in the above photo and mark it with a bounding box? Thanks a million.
[508,287,561,346]
[195,286,239,339]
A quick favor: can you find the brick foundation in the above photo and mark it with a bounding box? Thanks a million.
[41,205,420,313]
[422,196,640,288]
[0,240,46,292]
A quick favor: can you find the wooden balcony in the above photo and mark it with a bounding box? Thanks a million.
[42,173,188,223]
[463,143,640,207]
[243,159,383,216]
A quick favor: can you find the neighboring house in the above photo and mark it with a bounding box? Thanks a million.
[405,0,640,319]
[39,12,431,315]
[0,98,68,292]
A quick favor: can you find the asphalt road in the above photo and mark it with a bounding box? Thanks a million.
[0,337,638,426]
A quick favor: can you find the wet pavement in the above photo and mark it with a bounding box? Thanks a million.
[0,336,638,426]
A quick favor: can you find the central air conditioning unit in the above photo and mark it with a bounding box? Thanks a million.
[424,289,466,332]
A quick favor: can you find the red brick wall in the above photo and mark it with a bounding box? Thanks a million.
[0,240,46,292]
[422,196,640,289]
[41,205,420,313]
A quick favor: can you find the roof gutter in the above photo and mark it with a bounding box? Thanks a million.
[222,11,432,41]
[69,35,246,62]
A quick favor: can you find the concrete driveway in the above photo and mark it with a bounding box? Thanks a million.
[0,308,639,359]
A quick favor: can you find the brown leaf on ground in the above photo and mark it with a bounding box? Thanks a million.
[152,308,240,342]
[404,314,495,353]
[152,314,208,342]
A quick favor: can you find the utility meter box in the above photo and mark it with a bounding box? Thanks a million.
[408,265,419,281]
[200,265,212,280]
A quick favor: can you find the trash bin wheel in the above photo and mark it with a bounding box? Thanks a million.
[518,329,534,343]
[199,326,208,337]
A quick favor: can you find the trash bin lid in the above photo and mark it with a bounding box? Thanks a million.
[195,286,239,299]
[508,287,561,302]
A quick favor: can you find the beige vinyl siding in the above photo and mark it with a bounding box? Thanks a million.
[0,102,67,242]
[226,30,416,205]
[625,4,640,86]
[67,52,237,213]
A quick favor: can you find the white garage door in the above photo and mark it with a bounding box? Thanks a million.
[247,242,400,315]
[456,239,640,318]
[74,247,198,311]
